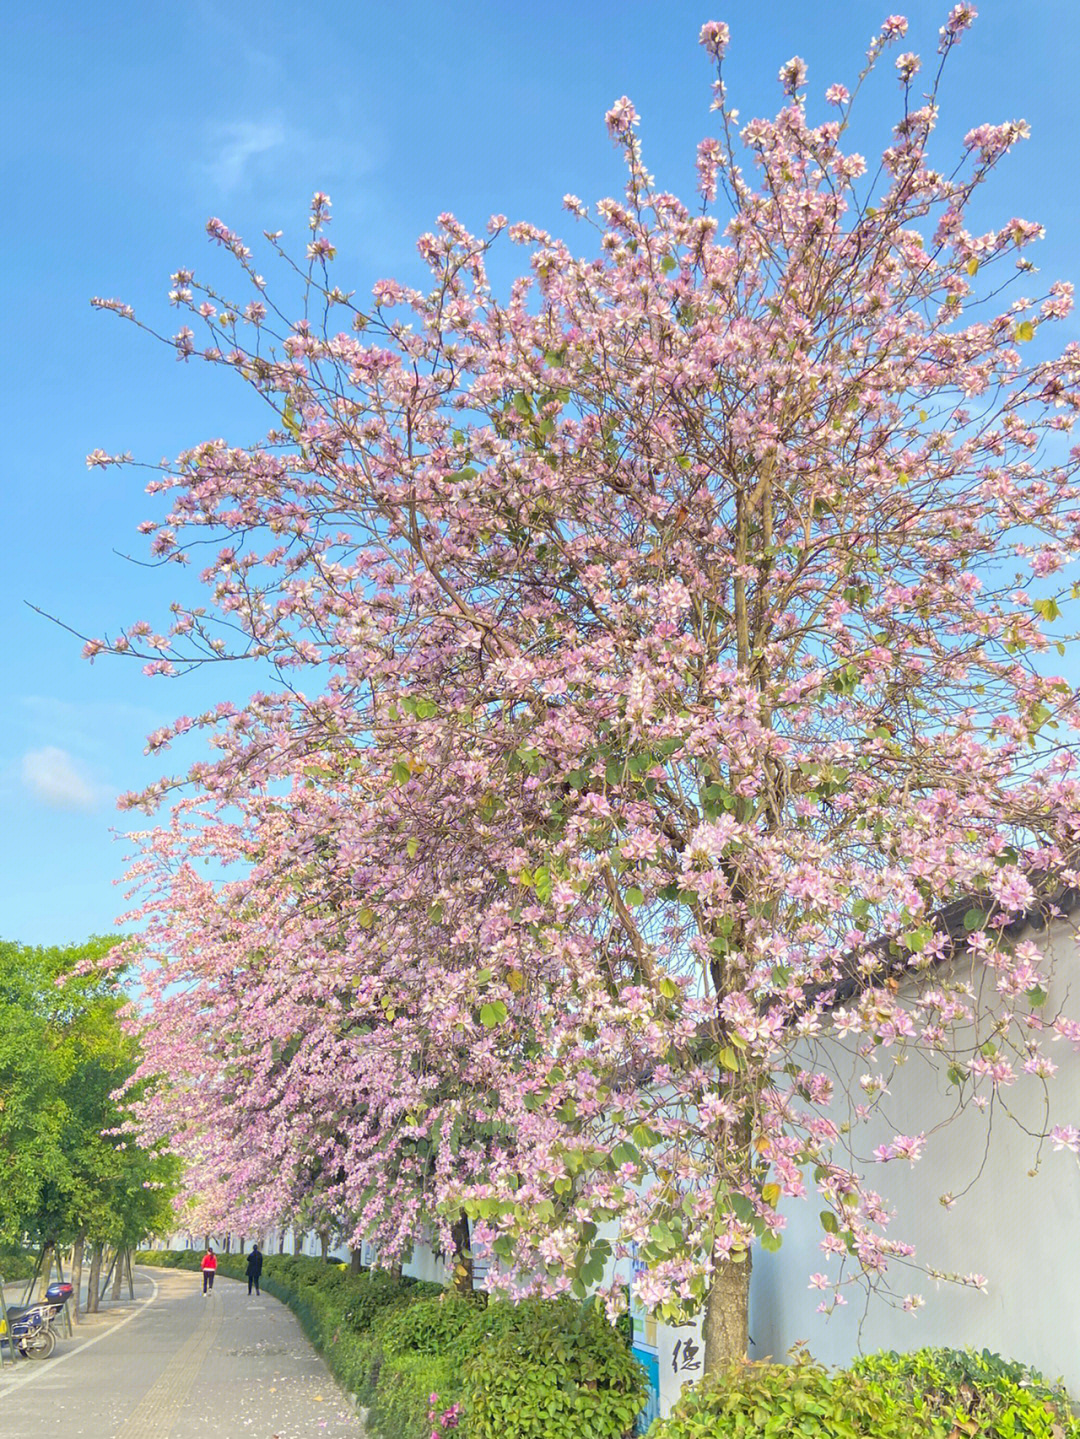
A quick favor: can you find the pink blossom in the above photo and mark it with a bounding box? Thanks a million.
[605,96,639,138]
[698,21,730,61]
[1050,1125,1080,1153]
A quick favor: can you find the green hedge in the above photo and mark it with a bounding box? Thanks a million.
[463,1296,646,1439]
[851,1347,1080,1439]
[649,1346,1080,1439]
[648,1350,919,1439]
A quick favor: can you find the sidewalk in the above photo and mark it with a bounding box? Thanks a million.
[0,1267,366,1437]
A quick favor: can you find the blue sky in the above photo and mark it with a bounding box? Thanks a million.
[3,1,1079,946]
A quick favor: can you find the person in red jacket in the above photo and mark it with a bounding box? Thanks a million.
[201,1247,217,1294]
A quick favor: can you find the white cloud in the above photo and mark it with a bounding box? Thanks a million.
[21,747,104,812]
[206,119,288,193]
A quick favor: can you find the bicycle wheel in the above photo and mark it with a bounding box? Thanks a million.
[22,1328,56,1360]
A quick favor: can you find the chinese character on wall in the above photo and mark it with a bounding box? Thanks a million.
[671,1337,702,1374]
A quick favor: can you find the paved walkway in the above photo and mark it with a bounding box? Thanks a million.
[0,1267,366,1438]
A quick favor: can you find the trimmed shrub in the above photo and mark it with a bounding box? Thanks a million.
[362,1290,485,1427]
[851,1347,1080,1439]
[648,1350,919,1439]
[463,1296,646,1439]
[379,1289,487,1359]
[373,1352,461,1439]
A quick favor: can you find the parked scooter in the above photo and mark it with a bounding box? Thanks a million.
[5,1282,75,1360]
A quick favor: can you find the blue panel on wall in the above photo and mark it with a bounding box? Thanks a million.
[633,1347,661,1432]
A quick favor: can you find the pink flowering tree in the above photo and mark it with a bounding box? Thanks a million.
[120,752,562,1287]
[89,7,1080,1370]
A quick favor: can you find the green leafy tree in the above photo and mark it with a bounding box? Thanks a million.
[0,938,177,1253]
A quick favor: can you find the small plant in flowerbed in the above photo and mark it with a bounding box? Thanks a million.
[851,1347,1080,1439]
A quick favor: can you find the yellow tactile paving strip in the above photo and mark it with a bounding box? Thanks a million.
[112,1292,225,1439]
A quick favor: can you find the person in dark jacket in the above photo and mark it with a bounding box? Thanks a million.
[245,1243,263,1296]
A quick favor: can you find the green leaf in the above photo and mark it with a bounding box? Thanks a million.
[899,924,932,952]
[632,1124,662,1150]
[1033,597,1061,622]
[406,836,419,859]
[1029,702,1053,729]
[390,760,411,785]
[730,1193,754,1222]
[820,1210,839,1235]
[1015,320,1035,342]
[625,886,645,907]
[963,909,987,932]
[479,1001,508,1029]
[760,1230,783,1253]
[660,254,677,274]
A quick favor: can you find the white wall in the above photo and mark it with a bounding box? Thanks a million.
[749,917,1080,1389]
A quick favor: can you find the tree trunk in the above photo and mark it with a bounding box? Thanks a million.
[125,1249,135,1300]
[72,1235,85,1322]
[349,1247,363,1274]
[239,1237,246,1254]
[702,1253,752,1373]
[37,1243,55,1301]
[86,1244,103,1314]
[319,1230,329,1262]
[111,1250,124,1299]
[450,1215,473,1294]
[98,1249,118,1304]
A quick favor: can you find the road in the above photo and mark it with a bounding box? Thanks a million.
[0,1266,367,1438]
